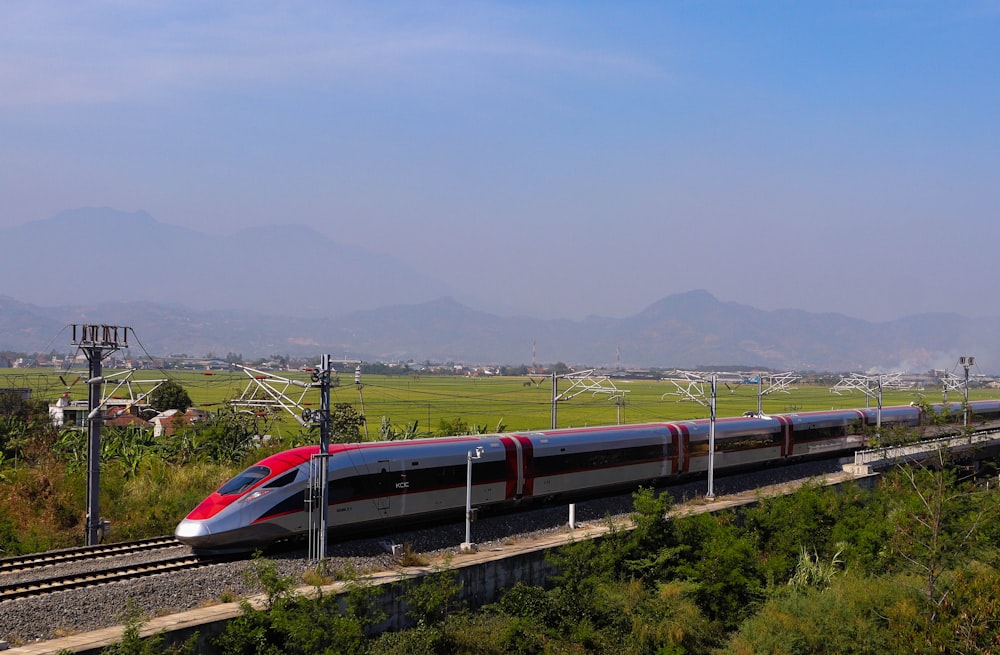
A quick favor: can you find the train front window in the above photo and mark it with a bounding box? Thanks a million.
[218,465,271,495]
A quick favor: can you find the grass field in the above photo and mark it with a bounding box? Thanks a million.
[4,367,999,436]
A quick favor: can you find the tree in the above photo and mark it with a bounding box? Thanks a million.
[149,380,192,413]
[722,574,903,655]
[933,562,1000,652]
[0,390,47,423]
[550,362,571,375]
[883,450,1000,628]
[618,487,681,582]
[379,416,419,440]
[0,391,58,466]
[741,481,854,582]
[180,411,258,465]
[405,563,463,628]
[103,601,200,655]
[436,417,470,436]
[331,403,365,442]
[673,511,766,629]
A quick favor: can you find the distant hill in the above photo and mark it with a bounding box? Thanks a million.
[1,290,997,373]
[0,207,456,318]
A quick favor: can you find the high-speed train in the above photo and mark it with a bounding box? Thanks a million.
[175,400,1000,552]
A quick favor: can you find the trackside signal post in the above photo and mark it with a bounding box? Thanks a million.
[71,324,129,546]
[306,354,334,561]
[461,446,484,553]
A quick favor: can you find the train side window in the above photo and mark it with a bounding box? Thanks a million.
[264,470,299,488]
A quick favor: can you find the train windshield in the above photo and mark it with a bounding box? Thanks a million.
[218,465,271,496]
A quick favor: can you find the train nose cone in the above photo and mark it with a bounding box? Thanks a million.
[175,518,212,546]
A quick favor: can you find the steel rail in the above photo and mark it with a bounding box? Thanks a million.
[0,555,213,602]
[0,536,183,575]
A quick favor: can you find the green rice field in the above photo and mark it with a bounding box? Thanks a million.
[4,367,998,436]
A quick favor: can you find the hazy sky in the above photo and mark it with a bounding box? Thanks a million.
[2,2,998,322]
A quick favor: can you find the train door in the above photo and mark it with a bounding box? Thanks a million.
[678,424,691,474]
[513,435,535,498]
[374,459,391,516]
[499,436,528,500]
[667,425,680,475]
[776,416,793,457]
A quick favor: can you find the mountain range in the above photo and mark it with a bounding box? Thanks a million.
[1,208,997,373]
[0,207,456,318]
[1,290,997,374]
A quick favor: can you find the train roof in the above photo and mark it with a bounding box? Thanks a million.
[251,400,996,469]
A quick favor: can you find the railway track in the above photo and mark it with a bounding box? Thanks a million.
[0,536,234,604]
[0,554,214,602]
[0,536,182,575]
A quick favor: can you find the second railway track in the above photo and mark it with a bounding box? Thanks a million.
[0,536,183,575]
[0,536,233,604]
[0,555,216,602]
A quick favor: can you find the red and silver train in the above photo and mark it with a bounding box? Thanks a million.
[175,400,1000,552]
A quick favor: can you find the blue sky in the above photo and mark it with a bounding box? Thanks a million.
[2,2,998,322]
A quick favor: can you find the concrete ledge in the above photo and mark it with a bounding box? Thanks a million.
[842,463,873,476]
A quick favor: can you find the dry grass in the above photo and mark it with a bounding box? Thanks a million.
[302,566,334,587]
[394,542,430,567]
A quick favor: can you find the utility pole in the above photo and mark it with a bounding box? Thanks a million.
[708,375,716,500]
[752,372,799,417]
[229,356,362,561]
[550,369,628,527]
[961,356,975,426]
[72,324,129,546]
[550,369,628,429]
[661,370,720,500]
[551,372,558,429]
[831,372,909,443]
[355,364,369,440]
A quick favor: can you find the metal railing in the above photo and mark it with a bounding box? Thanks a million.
[853,428,1000,468]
